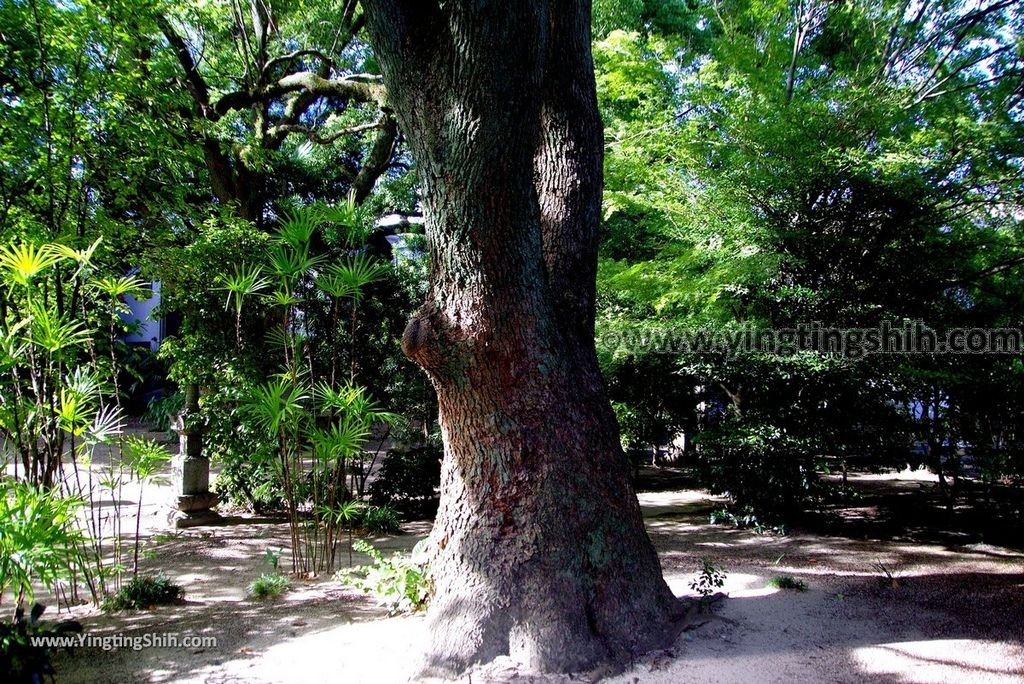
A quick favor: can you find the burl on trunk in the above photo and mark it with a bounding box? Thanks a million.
[362,0,685,675]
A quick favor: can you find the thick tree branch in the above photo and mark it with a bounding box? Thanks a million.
[263,49,335,77]
[214,72,385,116]
[157,15,213,116]
[267,117,385,145]
[352,115,398,203]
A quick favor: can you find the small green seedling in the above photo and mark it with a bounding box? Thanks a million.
[873,561,901,589]
[689,558,727,608]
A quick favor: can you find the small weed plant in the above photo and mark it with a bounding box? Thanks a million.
[248,548,291,599]
[337,539,431,615]
[248,574,292,599]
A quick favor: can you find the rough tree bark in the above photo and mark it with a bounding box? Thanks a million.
[362,0,684,676]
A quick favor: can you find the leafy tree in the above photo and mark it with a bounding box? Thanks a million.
[0,0,195,261]
[594,0,1024,516]
[155,0,399,223]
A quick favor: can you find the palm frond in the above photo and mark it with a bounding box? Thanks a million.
[218,264,271,312]
[243,378,309,434]
[26,305,91,353]
[0,243,65,287]
[324,254,388,301]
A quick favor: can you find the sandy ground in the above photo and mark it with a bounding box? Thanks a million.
[38,456,1024,684]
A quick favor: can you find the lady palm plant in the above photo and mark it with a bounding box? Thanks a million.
[240,374,400,575]
[320,499,365,567]
[122,437,171,576]
[317,382,400,497]
[218,264,270,348]
[243,378,310,573]
[0,479,85,612]
[310,414,372,568]
[207,201,402,576]
[318,255,388,384]
[0,243,96,487]
[0,237,154,605]
[92,274,149,408]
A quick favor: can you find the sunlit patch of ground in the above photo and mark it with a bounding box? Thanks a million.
[852,639,1024,683]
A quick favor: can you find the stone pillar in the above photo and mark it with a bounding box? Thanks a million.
[172,384,220,528]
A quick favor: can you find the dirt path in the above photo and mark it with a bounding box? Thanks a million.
[49,479,1024,683]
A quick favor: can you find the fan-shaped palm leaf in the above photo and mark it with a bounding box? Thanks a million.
[26,305,91,353]
[218,264,271,313]
[93,275,149,300]
[0,243,65,287]
[243,378,309,435]
[314,271,357,300]
[277,206,324,249]
[311,416,371,461]
[268,243,327,282]
[83,404,125,446]
[50,238,102,278]
[57,369,103,436]
[320,192,368,246]
[324,254,388,302]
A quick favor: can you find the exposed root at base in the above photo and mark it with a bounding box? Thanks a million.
[436,595,732,684]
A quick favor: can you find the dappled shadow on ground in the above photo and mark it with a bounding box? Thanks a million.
[623,479,1024,684]
[634,464,1024,551]
[51,582,399,683]
[50,516,431,683]
[803,473,1024,551]
[607,568,1024,684]
[48,471,1023,684]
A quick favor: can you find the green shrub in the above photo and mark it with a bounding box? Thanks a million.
[102,575,184,611]
[248,573,291,600]
[369,443,442,518]
[359,505,402,535]
[689,557,727,606]
[198,375,287,513]
[337,539,431,615]
[709,506,788,535]
[767,575,808,591]
[1,603,82,684]
[696,422,822,521]
[142,391,184,432]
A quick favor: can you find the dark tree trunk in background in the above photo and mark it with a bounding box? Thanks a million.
[362,0,683,675]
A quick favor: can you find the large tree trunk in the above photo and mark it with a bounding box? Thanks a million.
[362,0,684,675]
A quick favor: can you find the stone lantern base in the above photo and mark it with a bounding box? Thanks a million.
[174,493,222,528]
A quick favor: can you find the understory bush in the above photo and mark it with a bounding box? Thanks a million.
[695,421,824,521]
[0,240,174,606]
[248,574,292,600]
[709,507,788,536]
[369,434,442,519]
[767,575,808,591]
[0,479,85,609]
[359,505,402,535]
[102,575,184,611]
[141,391,184,433]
